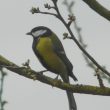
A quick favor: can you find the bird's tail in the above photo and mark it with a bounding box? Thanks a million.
[61,72,77,110]
[71,73,78,81]
[66,91,77,110]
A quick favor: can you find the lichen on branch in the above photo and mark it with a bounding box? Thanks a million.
[0,55,110,96]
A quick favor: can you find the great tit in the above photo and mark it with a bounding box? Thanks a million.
[27,26,77,110]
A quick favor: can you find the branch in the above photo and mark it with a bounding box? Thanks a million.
[0,55,110,96]
[82,0,110,21]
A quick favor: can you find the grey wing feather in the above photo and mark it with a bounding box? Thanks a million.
[50,34,75,76]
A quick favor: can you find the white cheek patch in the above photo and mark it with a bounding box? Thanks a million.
[32,30,47,37]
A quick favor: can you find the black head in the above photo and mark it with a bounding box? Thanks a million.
[26,26,52,39]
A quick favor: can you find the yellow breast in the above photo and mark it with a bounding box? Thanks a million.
[36,37,66,73]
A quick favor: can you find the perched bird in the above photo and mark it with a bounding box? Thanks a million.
[27,26,78,110]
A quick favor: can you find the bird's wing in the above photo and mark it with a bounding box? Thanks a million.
[50,34,73,72]
[51,34,78,81]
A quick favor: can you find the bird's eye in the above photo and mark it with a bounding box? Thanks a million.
[32,30,47,37]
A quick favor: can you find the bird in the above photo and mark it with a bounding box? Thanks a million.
[26,26,78,110]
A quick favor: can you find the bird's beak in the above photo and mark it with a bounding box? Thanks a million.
[26,32,31,35]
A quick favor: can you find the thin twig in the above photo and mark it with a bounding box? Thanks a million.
[37,11,58,18]
[30,7,58,18]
